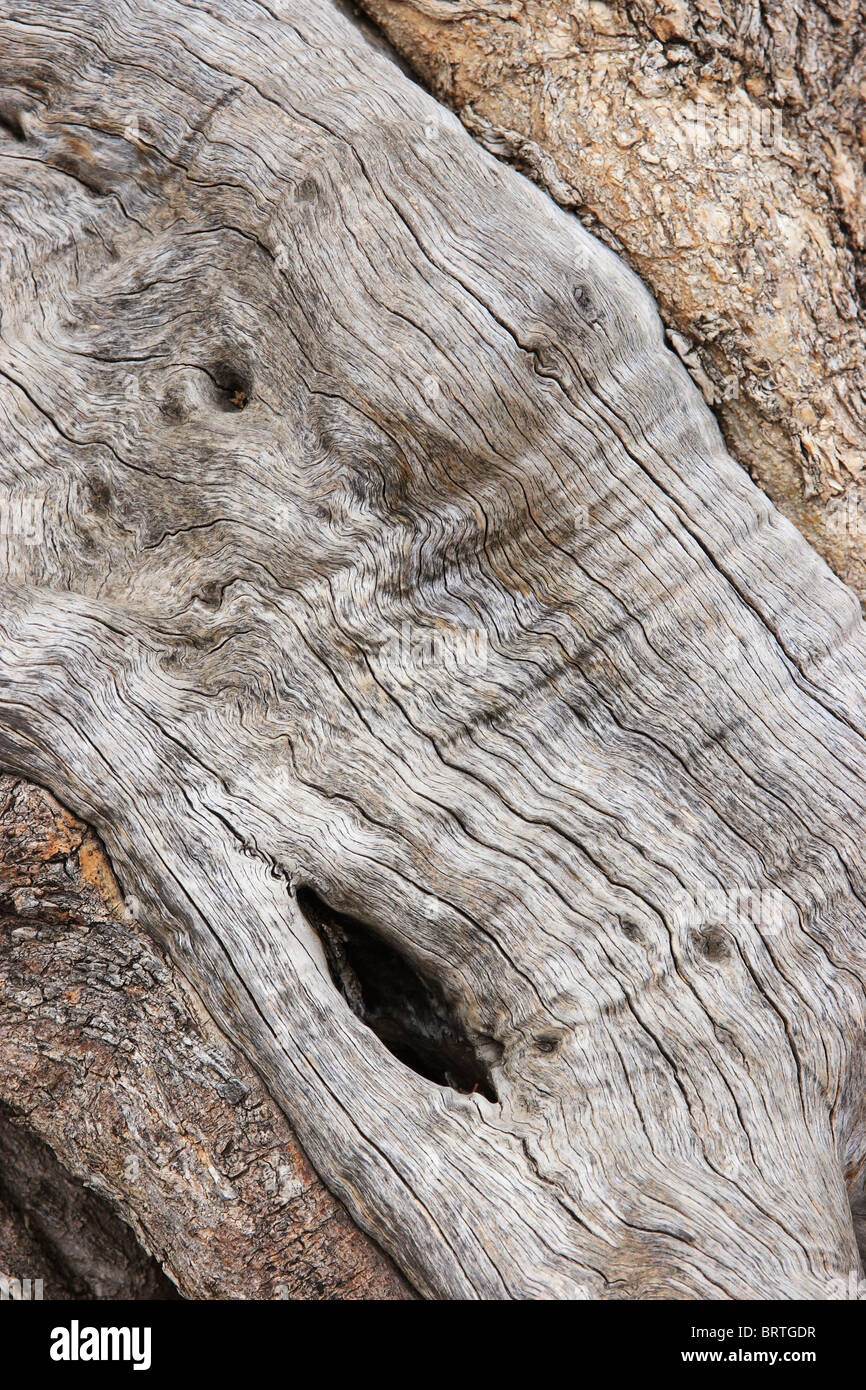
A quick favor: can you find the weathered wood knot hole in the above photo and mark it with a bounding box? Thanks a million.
[87,479,112,516]
[0,105,27,142]
[573,283,602,326]
[209,360,250,412]
[296,886,499,1101]
[295,176,318,203]
[533,1032,561,1055]
[193,580,224,609]
[693,925,730,962]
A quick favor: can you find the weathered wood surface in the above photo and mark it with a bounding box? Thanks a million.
[0,776,411,1299]
[0,0,865,1298]
[357,0,866,602]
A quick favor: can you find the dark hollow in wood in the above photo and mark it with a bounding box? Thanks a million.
[298,885,500,1101]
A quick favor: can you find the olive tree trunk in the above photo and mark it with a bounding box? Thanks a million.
[1,0,866,1299]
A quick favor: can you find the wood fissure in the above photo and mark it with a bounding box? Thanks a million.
[298,883,502,1100]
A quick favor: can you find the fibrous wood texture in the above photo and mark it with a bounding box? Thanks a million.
[0,776,411,1299]
[1,0,866,1299]
[356,0,866,601]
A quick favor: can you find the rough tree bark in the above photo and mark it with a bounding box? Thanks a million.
[1,0,866,1300]
[0,776,411,1299]
[355,0,866,602]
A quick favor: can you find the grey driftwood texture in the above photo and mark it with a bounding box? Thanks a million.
[356,0,866,603]
[1,0,866,1298]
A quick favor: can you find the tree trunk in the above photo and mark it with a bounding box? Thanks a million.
[355,0,866,603]
[1,0,865,1299]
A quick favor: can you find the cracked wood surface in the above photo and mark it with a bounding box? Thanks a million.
[0,0,865,1298]
[356,0,866,602]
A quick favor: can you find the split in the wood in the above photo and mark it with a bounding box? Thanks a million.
[297,885,501,1101]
